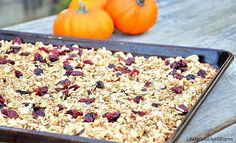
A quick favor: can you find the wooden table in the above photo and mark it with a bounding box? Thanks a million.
[2,0,236,142]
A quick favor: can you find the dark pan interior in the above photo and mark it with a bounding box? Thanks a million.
[0,30,234,143]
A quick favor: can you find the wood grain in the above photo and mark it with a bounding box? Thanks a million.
[2,0,236,142]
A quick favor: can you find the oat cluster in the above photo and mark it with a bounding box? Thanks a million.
[0,38,217,143]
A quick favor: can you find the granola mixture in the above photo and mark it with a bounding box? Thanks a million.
[0,38,217,143]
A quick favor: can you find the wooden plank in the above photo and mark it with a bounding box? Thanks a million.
[2,0,236,142]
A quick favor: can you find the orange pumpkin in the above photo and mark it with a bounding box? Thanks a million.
[53,2,114,39]
[106,0,158,35]
[69,0,107,10]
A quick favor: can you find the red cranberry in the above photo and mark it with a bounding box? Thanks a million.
[64,70,73,76]
[49,54,59,62]
[63,64,73,70]
[75,63,84,69]
[164,60,170,66]
[103,112,121,122]
[151,103,159,108]
[129,69,140,76]
[57,79,71,88]
[34,53,46,63]
[125,57,135,66]
[69,84,80,91]
[12,37,23,44]
[35,86,48,96]
[20,52,30,56]
[171,86,184,94]
[172,72,185,80]
[7,46,21,54]
[57,104,65,111]
[133,96,144,104]
[78,98,95,105]
[1,109,19,119]
[0,57,8,64]
[34,68,43,76]
[144,81,152,87]
[7,60,15,65]
[39,47,50,53]
[0,95,6,105]
[170,59,187,72]
[108,64,115,69]
[16,90,31,95]
[118,56,125,62]
[66,110,83,118]
[132,110,146,116]
[197,69,206,78]
[15,70,23,78]
[186,74,196,80]
[176,104,189,114]
[32,107,45,118]
[62,90,69,98]
[84,112,97,122]
[71,71,84,76]
[84,60,93,65]
[96,81,104,89]
[121,67,131,74]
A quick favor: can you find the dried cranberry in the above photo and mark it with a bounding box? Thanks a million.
[39,47,50,53]
[172,72,185,80]
[164,60,170,66]
[15,70,23,78]
[151,103,159,108]
[63,64,73,70]
[49,54,59,62]
[57,79,71,88]
[0,95,5,105]
[66,110,83,118]
[71,71,84,76]
[0,57,8,64]
[170,59,187,72]
[16,90,31,95]
[122,67,131,74]
[84,60,93,65]
[197,69,206,78]
[34,68,43,76]
[108,64,115,69]
[171,86,184,94]
[12,37,23,44]
[69,54,77,58]
[34,53,46,63]
[32,107,45,118]
[57,104,65,111]
[96,81,104,89]
[69,84,80,91]
[64,70,72,77]
[118,56,125,62]
[7,60,15,65]
[132,110,146,116]
[102,112,121,122]
[78,98,95,105]
[129,69,140,76]
[62,90,69,98]
[133,96,144,104]
[35,86,48,96]
[1,109,19,119]
[84,112,97,122]
[20,52,30,56]
[186,74,196,80]
[176,104,189,114]
[144,81,152,87]
[125,57,135,66]
[75,63,84,69]
[6,46,21,54]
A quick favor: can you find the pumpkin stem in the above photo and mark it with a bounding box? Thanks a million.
[77,0,87,13]
[136,0,145,7]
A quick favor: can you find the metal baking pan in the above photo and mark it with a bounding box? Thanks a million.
[0,30,234,143]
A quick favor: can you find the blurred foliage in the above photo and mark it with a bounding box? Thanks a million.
[51,0,71,14]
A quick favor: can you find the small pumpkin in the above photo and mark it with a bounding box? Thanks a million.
[106,0,158,35]
[69,0,107,10]
[53,2,114,39]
